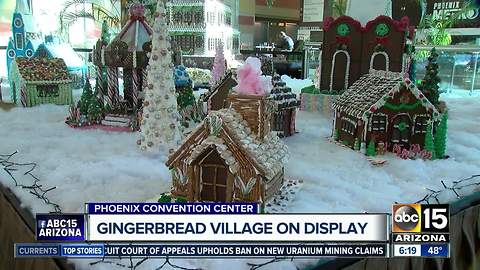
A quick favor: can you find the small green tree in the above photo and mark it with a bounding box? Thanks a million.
[419,48,441,105]
[434,111,448,158]
[424,121,436,160]
[101,20,111,44]
[80,79,93,115]
[333,129,340,140]
[366,140,376,156]
[158,194,172,203]
[88,97,103,122]
[176,83,195,110]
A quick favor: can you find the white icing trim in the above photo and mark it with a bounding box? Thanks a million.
[369,51,390,72]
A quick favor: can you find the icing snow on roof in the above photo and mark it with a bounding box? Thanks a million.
[44,43,85,69]
[333,69,441,120]
[333,70,404,119]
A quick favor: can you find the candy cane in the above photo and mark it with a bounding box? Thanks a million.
[400,149,409,159]
[142,69,148,91]
[107,67,118,108]
[96,66,104,105]
[20,83,27,107]
[132,68,139,110]
[113,68,119,105]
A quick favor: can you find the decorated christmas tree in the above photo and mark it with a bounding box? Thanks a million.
[174,65,195,110]
[424,121,436,160]
[434,111,448,158]
[88,96,103,123]
[138,0,183,154]
[79,79,93,115]
[210,42,226,86]
[419,48,441,105]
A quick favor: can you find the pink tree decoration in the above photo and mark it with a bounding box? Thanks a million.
[210,42,226,86]
[233,57,272,96]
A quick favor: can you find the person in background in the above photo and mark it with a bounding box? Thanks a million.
[277,31,294,51]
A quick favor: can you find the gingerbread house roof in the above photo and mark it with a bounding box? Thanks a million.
[203,71,236,100]
[115,15,153,52]
[14,57,71,82]
[166,108,288,179]
[332,69,440,121]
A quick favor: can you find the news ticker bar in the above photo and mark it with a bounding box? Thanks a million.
[15,243,388,258]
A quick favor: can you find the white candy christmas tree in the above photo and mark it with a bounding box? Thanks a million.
[138,0,182,155]
[210,42,226,86]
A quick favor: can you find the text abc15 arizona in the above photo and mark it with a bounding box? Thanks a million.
[392,204,449,243]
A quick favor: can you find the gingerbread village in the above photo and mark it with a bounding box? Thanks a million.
[2,1,450,208]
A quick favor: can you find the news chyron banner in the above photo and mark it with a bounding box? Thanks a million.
[392,204,450,258]
[16,202,390,258]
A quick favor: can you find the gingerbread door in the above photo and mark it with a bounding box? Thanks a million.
[390,114,411,148]
[199,150,229,202]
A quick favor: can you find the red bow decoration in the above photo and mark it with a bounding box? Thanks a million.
[369,36,391,51]
[336,36,351,45]
[375,37,390,45]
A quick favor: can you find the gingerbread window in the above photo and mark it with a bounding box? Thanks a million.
[37,84,59,98]
[371,114,387,132]
[341,118,356,136]
[414,116,429,134]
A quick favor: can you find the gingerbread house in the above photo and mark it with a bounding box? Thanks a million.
[9,56,72,107]
[270,74,300,137]
[166,93,288,203]
[332,69,441,153]
[320,15,414,93]
[92,4,152,112]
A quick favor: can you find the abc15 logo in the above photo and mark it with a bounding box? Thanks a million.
[392,204,449,233]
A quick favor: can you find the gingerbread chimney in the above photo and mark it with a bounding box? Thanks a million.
[227,93,273,141]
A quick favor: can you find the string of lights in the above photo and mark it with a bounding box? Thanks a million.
[413,174,480,205]
[1,151,62,213]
